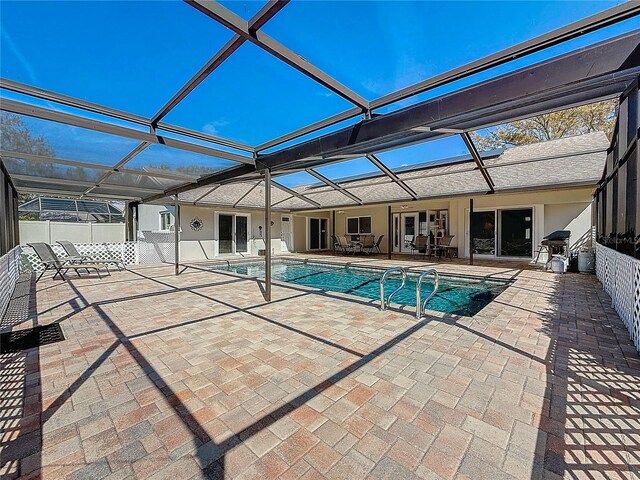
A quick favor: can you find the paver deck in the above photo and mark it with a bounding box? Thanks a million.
[1,255,639,479]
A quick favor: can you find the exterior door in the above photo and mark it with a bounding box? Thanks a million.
[235,215,248,254]
[393,214,401,253]
[401,213,418,253]
[218,214,233,254]
[471,211,496,255]
[218,213,249,255]
[499,209,533,257]
[309,218,327,250]
[281,216,292,252]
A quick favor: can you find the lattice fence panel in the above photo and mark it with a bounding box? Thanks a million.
[137,231,175,264]
[595,243,640,352]
[0,246,22,319]
[633,262,640,351]
[20,242,138,272]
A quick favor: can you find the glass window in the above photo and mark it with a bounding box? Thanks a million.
[347,218,359,235]
[472,211,496,255]
[159,211,174,231]
[359,217,372,234]
[347,216,371,234]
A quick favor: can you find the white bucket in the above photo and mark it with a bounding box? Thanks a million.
[551,256,566,274]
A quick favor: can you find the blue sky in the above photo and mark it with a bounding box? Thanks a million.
[1,1,638,186]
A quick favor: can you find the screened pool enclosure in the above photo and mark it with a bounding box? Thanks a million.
[18,197,124,223]
[1,1,640,296]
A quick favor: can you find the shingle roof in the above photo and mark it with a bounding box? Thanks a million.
[277,132,609,210]
[177,132,609,211]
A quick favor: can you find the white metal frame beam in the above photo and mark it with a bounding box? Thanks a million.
[0,77,254,153]
[151,1,289,126]
[253,2,640,152]
[0,150,198,182]
[365,154,417,200]
[460,133,495,193]
[186,0,369,110]
[305,168,362,205]
[0,98,255,165]
[271,180,321,208]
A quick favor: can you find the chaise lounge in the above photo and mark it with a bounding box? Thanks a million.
[28,243,109,282]
[57,240,124,271]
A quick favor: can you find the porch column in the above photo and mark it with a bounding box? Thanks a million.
[174,196,180,275]
[332,210,336,255]
[469,198,474,266]
[125,202,134,241]
[264,168,272,302]
[387,205,392,260]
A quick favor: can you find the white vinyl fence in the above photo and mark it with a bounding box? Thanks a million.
[20,220,125,244]
[595,242,640,352]
[0,246,22,319]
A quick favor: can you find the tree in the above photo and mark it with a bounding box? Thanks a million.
[470,100,617,151]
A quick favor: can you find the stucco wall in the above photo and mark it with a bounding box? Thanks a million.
[138,204,173,231]
[544,202,593,251]
[177,205,286,260]
[139,186,595,260]
[292,187,594,260]
[291,211,331,252]
[334,205,389,253]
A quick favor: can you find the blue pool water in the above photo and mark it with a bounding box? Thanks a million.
[212,260,510,317]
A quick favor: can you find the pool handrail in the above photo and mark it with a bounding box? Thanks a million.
[416,269,439,319]
[380,266,407,310]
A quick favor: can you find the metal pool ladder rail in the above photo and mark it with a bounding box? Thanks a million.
[416,269,439,319]
[380,266,407,310]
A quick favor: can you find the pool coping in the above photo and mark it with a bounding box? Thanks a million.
[189,256,515,321]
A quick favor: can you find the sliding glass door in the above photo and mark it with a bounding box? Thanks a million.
[499,209,532,257]
[471,208,533,258]
[471,211,496,255]
[217,213,250,255]
[309,218,328,250]
[219,214,234,254]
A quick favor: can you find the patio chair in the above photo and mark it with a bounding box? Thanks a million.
[410,235,429,257]
[373,234,384,254]
[436,235,456,260]
[332,235,346,255]
[28,243,108,282]
[340,235,357,255]
[57,240,123,271]
[360,234,376,255]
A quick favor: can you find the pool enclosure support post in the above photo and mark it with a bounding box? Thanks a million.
[387,205,392,260]
[174,196,180,276]
[332,210,336,255]
[265,168,272,302]
[125,202,134,241]
[469,198,474,266]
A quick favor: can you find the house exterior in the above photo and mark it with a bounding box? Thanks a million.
[138,132,608,263]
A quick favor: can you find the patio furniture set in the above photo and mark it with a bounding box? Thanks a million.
[27,241,125,282]
[410,234,457,260]
[332,234,384,255]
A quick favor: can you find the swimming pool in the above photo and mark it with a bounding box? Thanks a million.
[211,259,510,317]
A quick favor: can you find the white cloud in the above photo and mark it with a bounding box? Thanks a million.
[202,119,230,136]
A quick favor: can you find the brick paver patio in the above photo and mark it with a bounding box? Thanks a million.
[1,255,639,479]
